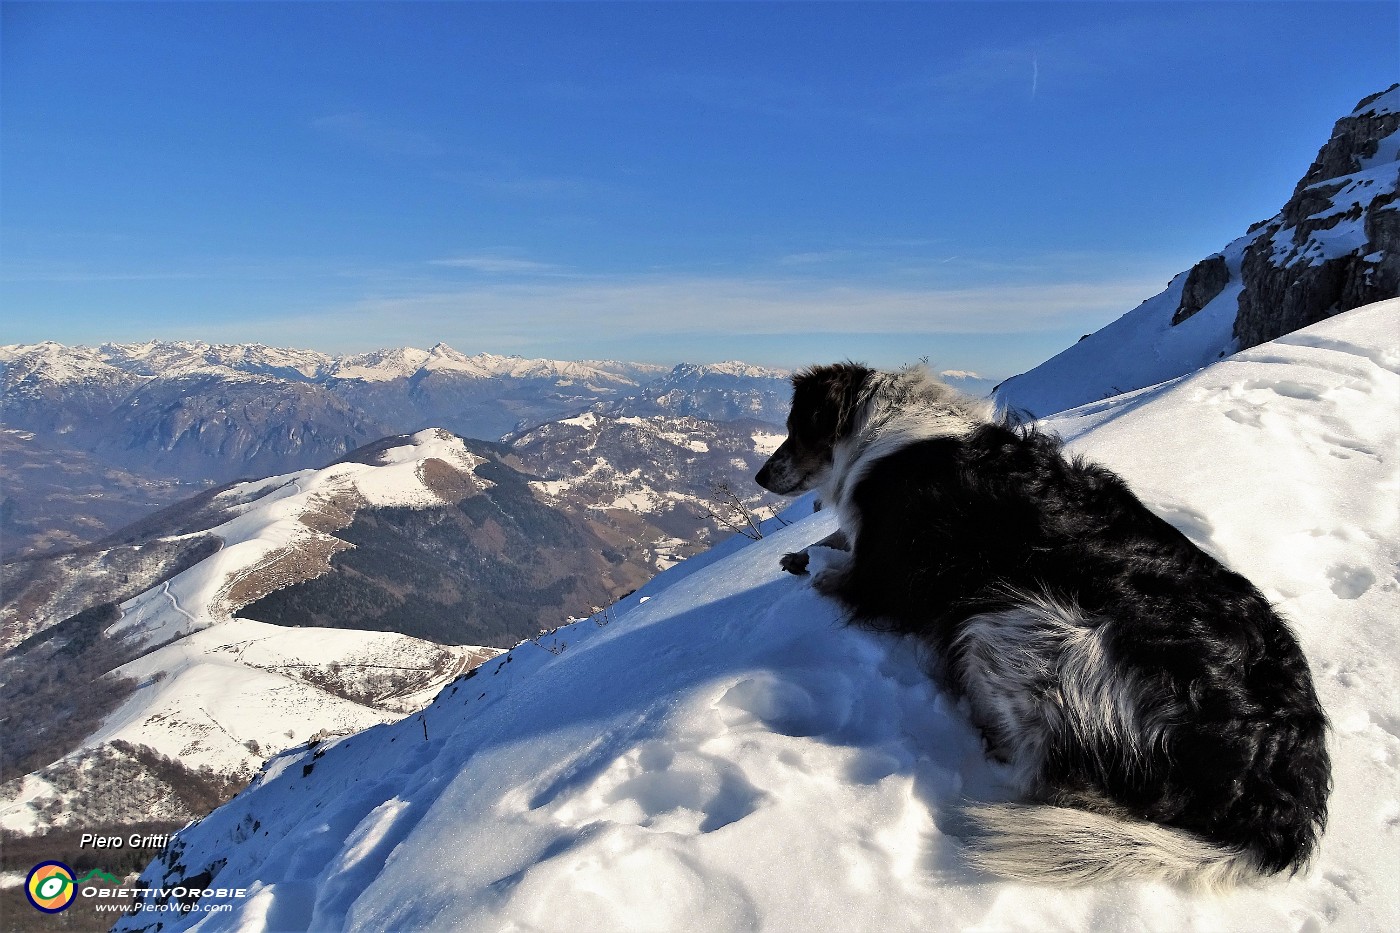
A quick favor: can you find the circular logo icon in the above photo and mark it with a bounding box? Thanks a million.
[26,861,76,913]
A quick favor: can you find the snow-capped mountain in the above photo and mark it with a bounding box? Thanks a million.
[0,340,663,387]
[112,303,1398,931]
[509,410,788,570]
[324,343,658,387]
[997,85,1399,417]
[598,361,792,424]
[0,342,657,487]
[0,343,786,557]
[96,340,336,381]
[937,368,998,398]
[0,430,550,837]
[2,411,796,837]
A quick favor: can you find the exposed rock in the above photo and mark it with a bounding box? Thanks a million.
[995,86,1399,418]
[1171,254,1231,325]
[1233,85,1400,349]
[1294,86,1400,192]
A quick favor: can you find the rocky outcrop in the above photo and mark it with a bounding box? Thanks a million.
[1295,86,1400,190]
[1172,254,1231,325]
[1232,85,1400,348]
[996,86,1399,418]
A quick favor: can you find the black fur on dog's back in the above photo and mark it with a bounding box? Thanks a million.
[825,421,1330,877]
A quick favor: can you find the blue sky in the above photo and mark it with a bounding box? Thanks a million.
[2,2,1396,378]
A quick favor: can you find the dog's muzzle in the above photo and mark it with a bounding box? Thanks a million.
[756,442,806,495]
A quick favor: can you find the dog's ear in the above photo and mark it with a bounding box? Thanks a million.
[829,362,873,438]
[792,362,873,441]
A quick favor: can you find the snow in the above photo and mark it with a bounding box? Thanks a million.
[328,344,638,385]
[0,340,651,388]
[997,90,1398,419]
[330,346,434,381]
[751,431,786,455]
[117,301,1398,931]
[997,235,1251,417]
[0,340,142,389]
[681,360,790,379]
[0,429,498,834]
[557,411,599,429]
[1272,147,1399,270]
[1357,83,1400,118]
[656,431,709,452]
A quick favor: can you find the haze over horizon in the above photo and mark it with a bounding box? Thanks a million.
[2,1,1395,379]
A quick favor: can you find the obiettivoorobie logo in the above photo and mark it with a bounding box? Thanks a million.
[25,861,76,913]
[24,863,124,913]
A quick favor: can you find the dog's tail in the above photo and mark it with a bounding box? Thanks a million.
[963,803,1262,890]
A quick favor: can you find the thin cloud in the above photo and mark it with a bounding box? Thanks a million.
[266,273,1163,348]
[311,112,444,158]
[430,256,564,274]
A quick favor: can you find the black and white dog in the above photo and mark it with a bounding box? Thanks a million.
[755,362,1330,889]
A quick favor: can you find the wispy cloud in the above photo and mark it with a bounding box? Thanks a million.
[429,255,564,274]
[311,112,444,158]
[254,272,1163,351]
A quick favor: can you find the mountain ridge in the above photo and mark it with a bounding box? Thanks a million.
[997,85,1399,417]
[0,344,792,557]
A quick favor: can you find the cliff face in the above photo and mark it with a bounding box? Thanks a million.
[1231,85,1400,348]
[997,85,1398,418]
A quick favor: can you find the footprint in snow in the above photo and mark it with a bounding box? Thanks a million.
[1150,501,1218,553]
[1223,405,1265,428]
[1326,563,1375,600]
[1243,377,1327,401]
[717,670,853,738]
[549,739,765,835]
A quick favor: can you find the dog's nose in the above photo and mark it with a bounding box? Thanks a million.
[755,462,771,489]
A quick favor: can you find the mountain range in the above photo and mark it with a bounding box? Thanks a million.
[110,299,1400,933]
[0,346,788,558]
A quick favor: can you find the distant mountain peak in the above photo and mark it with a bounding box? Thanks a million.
[668,360,791,380]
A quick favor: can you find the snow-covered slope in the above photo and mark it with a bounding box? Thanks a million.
[995,234,1251,418]
[1,430,500,835]
[116,301,1398,932]
[998,86,1399,417]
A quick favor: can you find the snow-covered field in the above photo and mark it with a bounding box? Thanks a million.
[115,300,1398,931]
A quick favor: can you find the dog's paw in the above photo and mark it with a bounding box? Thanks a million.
[811,566,847,596]
[779,550,811,575]
[807,547,852,596]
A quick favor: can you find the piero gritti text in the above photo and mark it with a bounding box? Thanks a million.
[80,831,173,849]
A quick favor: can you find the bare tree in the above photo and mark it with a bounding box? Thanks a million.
[694,480,769,541]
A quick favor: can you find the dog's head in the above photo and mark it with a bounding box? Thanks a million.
[755,362,874,495]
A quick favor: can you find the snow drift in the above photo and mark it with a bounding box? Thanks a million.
[116,301,1398,932]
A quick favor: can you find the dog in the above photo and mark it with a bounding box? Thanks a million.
[755,362,1330,889]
